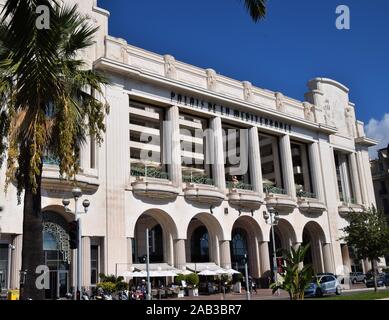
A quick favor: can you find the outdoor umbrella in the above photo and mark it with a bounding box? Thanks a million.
[198,269,218,276]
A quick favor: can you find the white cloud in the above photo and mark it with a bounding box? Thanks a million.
[365,113,389,159]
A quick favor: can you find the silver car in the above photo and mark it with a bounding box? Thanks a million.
[350,272,366,284]
[305,275,342,297]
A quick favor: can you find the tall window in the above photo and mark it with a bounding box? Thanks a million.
[191,226,209,262]
[129,100,166,177]
[334,151,354,203]
[149,225,163,263]
[231,228,248,274]
[90,245,99,285]
[291,142,313,197]
[223,124,251,188]
[0,244,9,290]
[259,133,284,192]
[179,113,212,184]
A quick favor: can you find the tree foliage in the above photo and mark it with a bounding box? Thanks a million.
[0,0,109,201]
[342,207,389,262]
[270,244,314,300]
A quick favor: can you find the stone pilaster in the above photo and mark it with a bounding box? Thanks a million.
[209,117,226,190]
[105,84,129,275]
[279,134,296,199]
[174,239,186,271]
[248,127,263,195]
[10,235,22,289]
[259,241,271,276]
[323,243,335,274]
[308,142,325,201]
[349,153,362,204]
[165,105,182,186]
[82,237,91,288]
[356,150,369,205]
[220,241,232,269]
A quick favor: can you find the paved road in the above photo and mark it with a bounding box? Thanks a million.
[170,285,388,301]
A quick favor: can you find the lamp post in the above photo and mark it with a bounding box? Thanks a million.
[145,228,151,300]
[63,187,90,300]
[263,206,279,295]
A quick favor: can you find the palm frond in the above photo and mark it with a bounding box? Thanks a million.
[241,0,267,22]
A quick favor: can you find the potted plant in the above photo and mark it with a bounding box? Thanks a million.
[174,274,187,298]
[186,273,200,297]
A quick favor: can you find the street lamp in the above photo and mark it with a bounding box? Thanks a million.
[62,187,90,300]
[264,206,279,295]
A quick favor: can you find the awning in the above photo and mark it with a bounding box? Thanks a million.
[122,263,180,278]
[198,269,218,276]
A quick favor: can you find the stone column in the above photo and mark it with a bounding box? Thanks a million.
[322,243,334,274]
[10,235,22,289]
[174,239,186,271]
[249,127,263,195]
[165,105,182,186]
[220,241,232,269]
[82,237,91,288]
[308,142,325,201]
[259,241,271,276]
[363,259,372,273]
[279,134,296,199]
[209,117,226,190]
[341,244,352,273]
[339,154,352,202]
[127,238,133,266]
[356,150,369,205]
[349,153,362,204]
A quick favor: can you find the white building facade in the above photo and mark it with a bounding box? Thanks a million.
[0,0,383,298]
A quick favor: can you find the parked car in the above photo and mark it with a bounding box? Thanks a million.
[365,273,389,288]
[305,275,342,297]
[350,272,366,284]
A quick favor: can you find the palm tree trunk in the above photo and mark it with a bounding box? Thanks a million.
[20,147,44,300]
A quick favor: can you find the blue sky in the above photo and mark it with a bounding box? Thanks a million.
[98,0,389,156]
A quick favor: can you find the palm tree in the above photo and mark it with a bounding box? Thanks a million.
[0,0,108,299]
[242,0,267,22]
[270,244,314,300]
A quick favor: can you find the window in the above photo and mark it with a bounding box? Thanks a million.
[223,124,250,187]
[291,142,313,197]
[129,100,166,176]
[190,226,209,263]
[383,199,389,215]
[90,135,96,169]
[380,181,387,195]
[0,244,9,290]
[334,151,355,203]
[179,113,212,184]
[259,133,283,191]
[90,245,99,285]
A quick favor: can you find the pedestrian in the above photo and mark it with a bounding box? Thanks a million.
[251,279,257,294]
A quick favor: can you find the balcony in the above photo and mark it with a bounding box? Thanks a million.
[130,165,179,200]
[41,156,99,193]
[182,174,225,205]
[263,184,287,196]
[226,181,263,210]
[338,203,365,218]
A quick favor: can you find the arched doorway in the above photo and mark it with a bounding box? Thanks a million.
[302,221,327,273]
[42,211,71,300]
[134,215,166,264]
[230,216,263,278]
[132,209,178,266]
[186,214,224,265]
